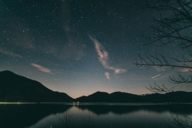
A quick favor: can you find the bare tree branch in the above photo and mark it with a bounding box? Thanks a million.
[147,0,192,48]
[135,55,192,69]
[169,74,192,84]
[147,83,178,93]
[137,0,192,92]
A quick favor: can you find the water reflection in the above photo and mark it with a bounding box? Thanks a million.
[0,104,192,128]
[172,114,192,128]
[78,104,192,115]
[0,104,70,128]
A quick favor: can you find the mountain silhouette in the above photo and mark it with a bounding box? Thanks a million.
[0,70,73,102]
[76,91,140,102]
[1,70,192,103]
[76,91,192,103]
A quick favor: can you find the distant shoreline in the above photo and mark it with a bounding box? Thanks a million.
[1,102,192,106]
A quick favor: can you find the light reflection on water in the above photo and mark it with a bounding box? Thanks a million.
[0,104,192,128]
[29,107,174,128]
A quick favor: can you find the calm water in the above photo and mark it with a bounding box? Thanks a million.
[0,104,192,128]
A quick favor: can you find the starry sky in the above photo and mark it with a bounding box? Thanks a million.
[0,0,186,98]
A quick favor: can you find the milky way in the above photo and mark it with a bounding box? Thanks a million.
[89,35,127,80]
[0,0,186,98]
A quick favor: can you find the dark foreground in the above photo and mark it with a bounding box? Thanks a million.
[0,103,192,128]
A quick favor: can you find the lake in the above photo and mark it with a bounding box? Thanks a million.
[0,103,192,128]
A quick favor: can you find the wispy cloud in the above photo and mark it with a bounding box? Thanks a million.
[0,48,22,58]
[89,35,127,80]
[178,68,192,73]
[105,72,111,80]
[31,63,52,74]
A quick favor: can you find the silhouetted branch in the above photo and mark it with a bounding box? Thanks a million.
[135,55,192,69]
[147,83,177,93]
[173,56,192,63]
[138,0,192,92]
[136,54,192,85]
[147,0,192,48]
[169,74,192,84]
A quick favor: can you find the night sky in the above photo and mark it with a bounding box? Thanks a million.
[0,0,185,98]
